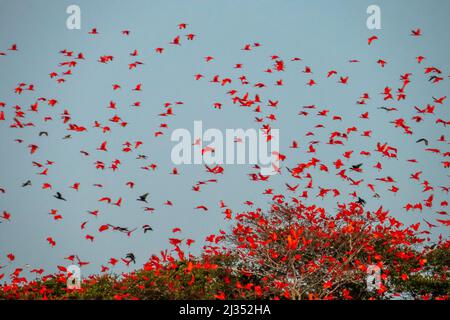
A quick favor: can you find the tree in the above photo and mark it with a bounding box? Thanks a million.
[226,200,449,299]
[1,201,448,300]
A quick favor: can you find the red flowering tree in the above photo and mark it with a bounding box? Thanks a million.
[0,201,448,300]
[225,200,449,299]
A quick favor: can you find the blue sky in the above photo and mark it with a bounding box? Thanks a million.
[0,0,449,278]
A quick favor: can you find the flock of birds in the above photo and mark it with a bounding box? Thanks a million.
[0,22,449,280]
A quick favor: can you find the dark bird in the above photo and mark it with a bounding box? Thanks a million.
[351,163,363,170]
[142,224,153,233]
[137,193,149,203]
[416,138,429,146]
[108,224,129,233]
[125,253,136,264]
[54,192,67,201]
[62,134,72,140]
[357,197,366,206]
[377,107,396,112]
[39,131,48,137]
[22,180,32,187]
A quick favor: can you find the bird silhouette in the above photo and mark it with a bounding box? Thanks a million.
[125,253,136,264]
[53,192,66,201]
[21,180,32,187]
[137,193,149,203]
[357,197,366,207]
[416,138,429,146]
[142,225,153,233]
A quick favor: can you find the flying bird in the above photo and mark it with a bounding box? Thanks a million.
[53,192,66,201]
[137,193,149,203]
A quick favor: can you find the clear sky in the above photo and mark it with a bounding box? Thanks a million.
[0,0,448,279]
